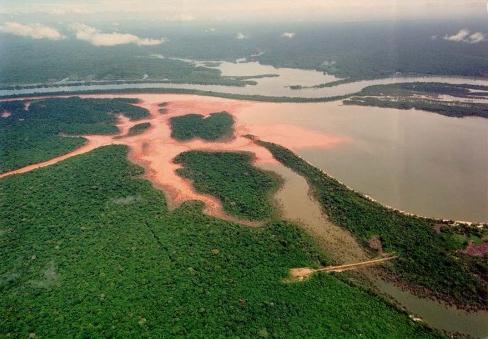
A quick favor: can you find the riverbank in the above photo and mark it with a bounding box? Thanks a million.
[256,138,487,311]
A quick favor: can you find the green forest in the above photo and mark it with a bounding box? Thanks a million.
[344,83,488,118]
[170,112,234,141]
[0,145,441,338]
[257,140,487,309]
[357,83,488,98]
[174,151,280,221]
[0,97,148,173]
[128,122,151,136]
[2,21,488,85]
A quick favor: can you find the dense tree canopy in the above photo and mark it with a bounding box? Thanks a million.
[0,145,440,338]
[170,112,234,141]
[0,97,148,173]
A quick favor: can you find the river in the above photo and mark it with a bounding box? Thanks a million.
[258,161,488,338]
[1,60,487,99]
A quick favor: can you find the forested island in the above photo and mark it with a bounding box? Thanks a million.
[170,112,234,141]
[174,151,280,221]
[344,83,488,118]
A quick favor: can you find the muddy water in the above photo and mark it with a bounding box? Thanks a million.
[238,101,488,223]
[258,162,367,264]
[373,280,488,338]
[2,92,487,336]
[260,163,488,338]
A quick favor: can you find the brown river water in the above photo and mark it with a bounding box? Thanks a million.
[258,162,488,338]
[237,101,488,223]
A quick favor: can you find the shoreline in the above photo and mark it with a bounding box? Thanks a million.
[1,74,487,102]
[2,92,487,227]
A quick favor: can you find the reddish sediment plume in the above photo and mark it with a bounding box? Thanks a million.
[0,94,349,223]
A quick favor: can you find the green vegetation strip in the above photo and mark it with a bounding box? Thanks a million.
[174,151,280,221]
[256,140,487,309]
[128,122,151,136]
[0,145,440,337]
[344,83,488,118]
[0,97,148,173]
[0,88,352,103]
[170,112,234,141]
[354,83,488,98]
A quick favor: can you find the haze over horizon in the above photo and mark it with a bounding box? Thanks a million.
[1,0,486,24]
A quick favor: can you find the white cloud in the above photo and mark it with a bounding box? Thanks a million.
[72,24,164,46]
[281,32,295,39]
[236,32,248,40]
[444,29,471,42]
[0,21,65,40]
[466,32,486,44]
[444,29,486,44]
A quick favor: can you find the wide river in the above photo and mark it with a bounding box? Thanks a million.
[1,60,487,99]
[1,61,487,222]
[259,162,488,338]
[2,81,487,335]
[237,101,488,222]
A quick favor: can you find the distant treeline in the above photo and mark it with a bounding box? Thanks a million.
[345,82,488,118]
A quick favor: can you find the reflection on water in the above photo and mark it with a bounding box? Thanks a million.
[240,101,488,222]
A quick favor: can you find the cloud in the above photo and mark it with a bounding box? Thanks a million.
[0,21,65,40]
[466,32,486,44]
[72,24,164,46]
[236,32,248,40]
[444,29,471,42]
[281,32,295,39]
[444,29,486,44]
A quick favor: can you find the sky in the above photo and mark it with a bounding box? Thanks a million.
[1,0,486,23]
[1,0,486,46]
